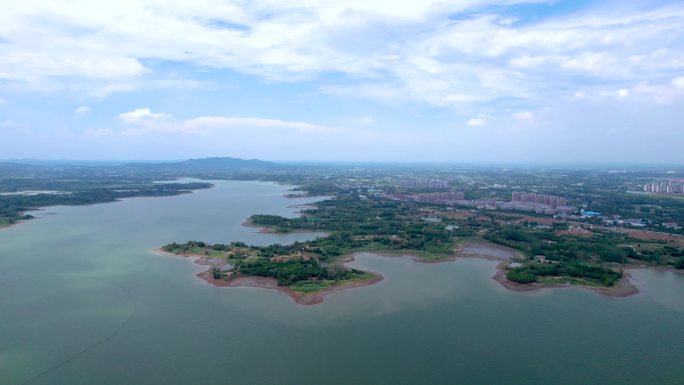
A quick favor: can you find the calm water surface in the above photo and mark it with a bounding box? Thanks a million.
[1,181,683,385]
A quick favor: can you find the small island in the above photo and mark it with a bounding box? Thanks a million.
[160,241,381,305]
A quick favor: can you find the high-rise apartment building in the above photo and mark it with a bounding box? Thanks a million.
[511,192,567,208]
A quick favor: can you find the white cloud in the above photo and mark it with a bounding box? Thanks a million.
[349,116,375,124]
[182,116,345,134]
[616,89,630,98]
[0,98,6,104]
[117,115,346,136]
[560,52,616,74]
[467,117,486,127]
[75,106,91,114]
[466,113,492,127]
[0,120,23,129]
[0,1,683,108]
[673,76,684,89]
[574,91,586,99]
[630,81,684,104]
[576,80,684,104]
[513,111,534,121]
[119,108,170,123]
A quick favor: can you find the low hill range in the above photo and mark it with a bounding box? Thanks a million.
[0,157,283,171]
[158,157,280,171]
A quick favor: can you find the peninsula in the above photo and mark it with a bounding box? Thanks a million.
[161,190,680,303]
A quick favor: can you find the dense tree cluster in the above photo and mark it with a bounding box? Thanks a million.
[163,240,365,286]
[0,183,211,224]
[167,192,683,289]
[238,258,363,286]
[251,196,455,255]
[507,262,622,286]
[484,227,635,263]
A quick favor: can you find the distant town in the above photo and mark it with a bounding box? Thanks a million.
[387,189,574,216]
[371,178,680,232]
[642,179,684,194]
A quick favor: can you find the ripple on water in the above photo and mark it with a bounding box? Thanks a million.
[0,275,136,385]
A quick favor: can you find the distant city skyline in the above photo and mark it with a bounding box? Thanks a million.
[1,1,684,163]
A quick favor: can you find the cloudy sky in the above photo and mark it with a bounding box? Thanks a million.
[1,0,683,163]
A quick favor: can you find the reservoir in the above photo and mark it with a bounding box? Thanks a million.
[1,180,683,385]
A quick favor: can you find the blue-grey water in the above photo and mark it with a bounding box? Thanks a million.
[1,181,683,385]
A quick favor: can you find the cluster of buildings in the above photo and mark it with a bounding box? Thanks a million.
[497,200,575,215]
[399,179,449,190]
[511,192,567,208]
[382,186,680,231]
[602,215,680,230]
[411,191,465,205]
[386,191,575,215]
[602,216,645,227]
[643,180,684,194]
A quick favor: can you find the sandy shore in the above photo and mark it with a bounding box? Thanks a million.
[0,221,14,230]
[0,218,31,231]
[241,218,274,234]
[623,264,684,277]
[155,237,684,304]
[491,261,640,297]
[200,268,383,306]
[153,248,382,305]
[451,240,641,297]
[287,203,318,210]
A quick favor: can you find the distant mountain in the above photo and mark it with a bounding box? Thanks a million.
[0,157,283,172]
[122,157,281,171]
[173,157,279,170]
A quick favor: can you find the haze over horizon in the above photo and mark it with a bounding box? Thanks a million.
[1,1,683,163]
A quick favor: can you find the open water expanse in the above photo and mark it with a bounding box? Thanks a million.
[1,180,683,385]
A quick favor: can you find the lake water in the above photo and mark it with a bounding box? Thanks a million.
[1,181,683,385]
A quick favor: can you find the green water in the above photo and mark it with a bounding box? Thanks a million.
[1,181,683,385]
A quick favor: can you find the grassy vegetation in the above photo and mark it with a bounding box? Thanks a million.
[537,276,605,287]
[506,262,622,286]
[676,257,684,269]
[162,240,370,288]
[162,196,462,290]
[3,160,682,292]
[251,196,458,256]
[290,280,336,293]
[165,188,684,290]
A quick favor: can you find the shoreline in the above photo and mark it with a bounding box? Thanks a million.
[0,223,15,230]
[0,217,32,231]
[155,237,683,305]
[491,261,640,297]
[455,239,642,297]
[152,248,383,305]
[623,264,684,275]
[343,241,646,299]
[0,186,212,232]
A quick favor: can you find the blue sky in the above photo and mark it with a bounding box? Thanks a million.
[1,0,683,163]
